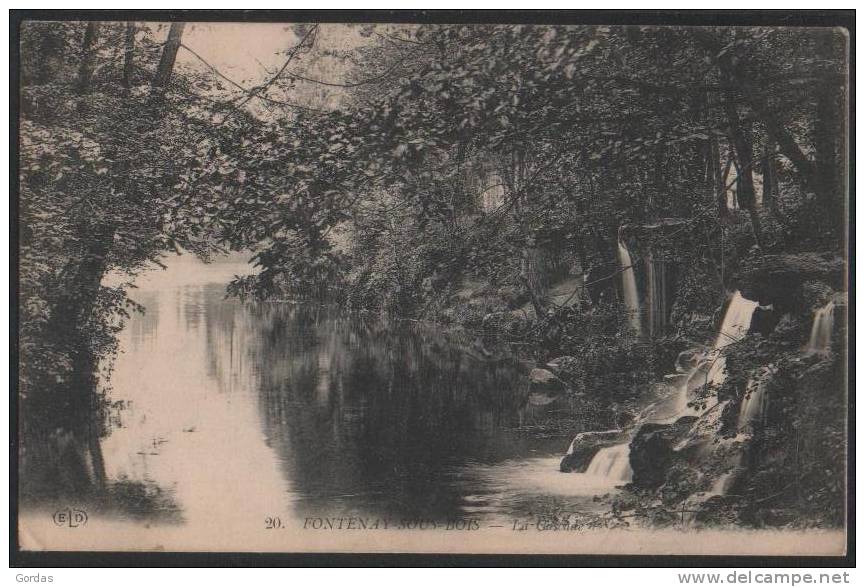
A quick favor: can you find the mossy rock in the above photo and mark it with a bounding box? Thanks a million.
[735,252,845,311]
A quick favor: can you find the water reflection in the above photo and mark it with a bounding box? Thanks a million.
[102,255,611,528]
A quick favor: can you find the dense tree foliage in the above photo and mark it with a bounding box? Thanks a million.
[216,25,847,310]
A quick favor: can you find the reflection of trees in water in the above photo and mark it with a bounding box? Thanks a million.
[21,319,182,520]
[127,291,159,349]
[214,303,546,519]
[200,284,244,391]
[19,423,176,525]
[22,285,576,523]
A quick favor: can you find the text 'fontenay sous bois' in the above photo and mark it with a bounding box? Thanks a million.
[303,517,481,530]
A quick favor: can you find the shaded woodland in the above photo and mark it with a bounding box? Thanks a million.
[18,21,848,527]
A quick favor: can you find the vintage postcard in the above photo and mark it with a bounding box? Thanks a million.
[13,13,851,559]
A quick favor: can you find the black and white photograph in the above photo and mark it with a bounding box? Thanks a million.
[11,11,852,560]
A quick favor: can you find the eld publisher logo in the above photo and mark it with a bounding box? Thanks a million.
[52,508,88,528]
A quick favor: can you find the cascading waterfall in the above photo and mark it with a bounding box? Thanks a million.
[737,373,771,432]
[585,444,633,482]
[738,378,761,431]
[617,238,642,336]
[807,301,835,355]
[677,291,759,416]
[576,290,758,486]
[717,303,838,494]
[737,302,834,432]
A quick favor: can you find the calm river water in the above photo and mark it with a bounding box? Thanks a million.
[99,255,618,530]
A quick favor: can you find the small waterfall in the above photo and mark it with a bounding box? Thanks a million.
[574,290,757,487]
[617,238,642,335]
[806,301,835,355]
[738,376,769,432]
[710,471,736,496]
[584,443,633,482]
[713,291,760,352]
[738,378,760,429]
[671,291,758,417]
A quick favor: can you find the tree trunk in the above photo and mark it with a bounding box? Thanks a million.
[723,76,762,248]
[716,44,844,232]
[122,22,135,91]
[27,225,115,496]
[761,110,817,187]
[152,22,186,90]
[76,22,100,94]
[520,243,548,317]
[712,138,731,221]
[48,226,115,408]
[694,29,818,211]
[761,151,777,213]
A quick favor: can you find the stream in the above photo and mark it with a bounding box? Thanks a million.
[98,254,621,531]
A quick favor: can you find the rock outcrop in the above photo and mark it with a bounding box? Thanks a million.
[628,416,698,489]
[735,252,845,310]
[527,368,567,406]
[749,304,781,337]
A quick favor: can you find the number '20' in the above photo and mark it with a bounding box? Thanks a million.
[265,516,283,529]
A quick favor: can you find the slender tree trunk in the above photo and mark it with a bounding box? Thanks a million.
[152,22,186,90]
[122,22,135,91]
[712,138,732,221]
[761,110,817,186]
[761,151,777,214]
[716,45,843,237]
[76,22,100,94]
[723,77,762,248]
[521,240,548,314]
[694,29,819,209]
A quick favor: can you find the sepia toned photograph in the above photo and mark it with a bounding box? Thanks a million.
[12,11,852,562]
